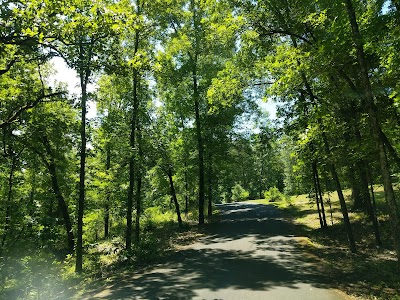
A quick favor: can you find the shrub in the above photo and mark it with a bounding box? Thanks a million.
[231,184,250,202]
[264,187,285,202]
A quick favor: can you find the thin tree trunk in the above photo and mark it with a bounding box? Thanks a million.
[1,154,16,251]
[104,146,111,238]
[315,163,328,227]
[293,33,353,242]
[191,0,205,225]
[126,23,140,251]
[27,160,36,231]
[345,0,400,263]
[379,128,400,170]
[312,162,324,229]
[359,162,382,246]
[76,41,90,272]
[295,47,354,247]
[207,153,213,218]
[322,131,357,253]
[134,125,143,246]
[48,161,75,253]
[368,170,378,219]
[40,135,75,252]
[193,60,205,225]
[349,166,364,210]
[353,127,382,245]
[134,174,142,246]
[179,115,190,215]
[167,168,183,227]
[184,161,189,215]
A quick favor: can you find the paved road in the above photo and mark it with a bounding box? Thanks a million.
[88,203,347,300]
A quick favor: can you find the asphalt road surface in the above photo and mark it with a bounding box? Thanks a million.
[87,202,348,300]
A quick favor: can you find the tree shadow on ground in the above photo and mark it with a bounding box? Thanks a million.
[274,198,400,299]
[83,202,342,299]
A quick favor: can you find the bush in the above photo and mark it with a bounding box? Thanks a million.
[264,187,285,202]
[231,184,250,202]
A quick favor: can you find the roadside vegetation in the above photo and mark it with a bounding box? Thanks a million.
[2,0,400,299]
[250,186,400,300]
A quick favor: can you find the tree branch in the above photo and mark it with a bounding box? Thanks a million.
[258,28,314,46]
[0,91,65,129]
[0,58,17,76]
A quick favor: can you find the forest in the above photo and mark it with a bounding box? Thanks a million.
[1,0,400,298]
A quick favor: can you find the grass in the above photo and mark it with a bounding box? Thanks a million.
[0,208,204,300]
[249,186,400,300]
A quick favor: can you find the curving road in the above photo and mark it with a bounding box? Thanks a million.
[86,202,348,300]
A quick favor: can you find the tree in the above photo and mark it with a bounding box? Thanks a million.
[54,0,125,272]
[343,0,400,263]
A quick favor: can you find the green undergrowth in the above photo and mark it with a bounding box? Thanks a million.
[0,207,203,300]
[251,186,400,300]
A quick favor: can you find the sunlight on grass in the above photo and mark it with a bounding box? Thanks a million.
[246,185,400,300]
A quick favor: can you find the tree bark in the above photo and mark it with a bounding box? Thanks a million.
[1,154,16,252]
[104,146,111,238]
[379,128,400,170]
[184,161,189,215]
[76,39,91,272]
[312,161,324,229]
[194,69,205,225]
[322,131,357,253]
[349,166,364,210]
[293,32,353,245]
[315,163,328,227]
[191,0,205,225]
[344,0,400,263]
[126,23,140,251]
[359,161,382,246]
[134,125,143,246]
[179,115,190,215]
[27,159,36,231]
[41,135,75,253]
[207,153,213,218]
[167,168,183,227]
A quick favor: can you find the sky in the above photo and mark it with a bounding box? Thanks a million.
[50,57,277,120]
[50,57,97,119]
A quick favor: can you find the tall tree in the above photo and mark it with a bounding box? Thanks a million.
[343,0,400,263]
[55,0,124,272]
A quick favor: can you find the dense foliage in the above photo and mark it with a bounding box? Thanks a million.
[1,0,400,298]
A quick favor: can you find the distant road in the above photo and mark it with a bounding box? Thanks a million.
[86,202,348,300]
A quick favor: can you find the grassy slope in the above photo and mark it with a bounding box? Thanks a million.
[249,186,400,300]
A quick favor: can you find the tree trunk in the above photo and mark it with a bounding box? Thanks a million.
[359,162,382,246]
[353,128,382,245]
[48,161,75,253]
[294,32,354,246]
[312,162,324,228]
[40,135,75,253]
[104,146,111,238]
[134,125,143,246]
[27,160,36,231]
[379,128,400,170]
[184,161,189,215]
[344,0,400,263]
[126,24,140,251]
[1,154,16,252]
[191,0,205,225]
[349,166,364,210]
[167,168,183,227]
[207,153,213,218]
[322,131,357,253]
[193,59,205,225]
[76,41,90,272]
[315,163,328,227]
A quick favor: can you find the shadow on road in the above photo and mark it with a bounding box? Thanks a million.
[85,203,341,300]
